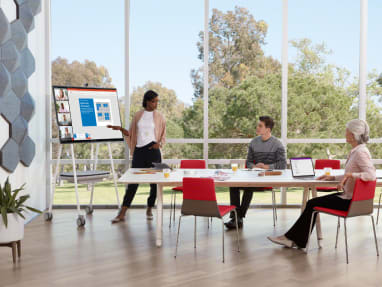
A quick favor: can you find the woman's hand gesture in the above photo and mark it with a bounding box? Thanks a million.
[107,125,129,137]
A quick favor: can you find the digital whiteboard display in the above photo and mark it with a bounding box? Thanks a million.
[53,86,124,144]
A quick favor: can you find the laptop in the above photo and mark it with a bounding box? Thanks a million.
[290,157,316,179]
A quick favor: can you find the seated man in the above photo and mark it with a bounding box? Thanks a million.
[225,116,286,229]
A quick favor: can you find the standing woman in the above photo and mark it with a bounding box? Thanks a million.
[268,119,375,249]
[107,90,166,223]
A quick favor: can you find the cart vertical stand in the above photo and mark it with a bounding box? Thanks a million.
[44,142,121,227]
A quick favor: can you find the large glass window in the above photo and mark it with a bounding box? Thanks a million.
[288,0,359,143]
[366,1,382,159]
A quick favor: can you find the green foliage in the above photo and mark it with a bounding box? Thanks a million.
[0,178,42,228]
[191,6,280,98]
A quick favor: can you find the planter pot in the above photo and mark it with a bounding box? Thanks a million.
[0,213,24,243]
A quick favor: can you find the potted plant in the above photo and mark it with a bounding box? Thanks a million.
[0,177,42,243]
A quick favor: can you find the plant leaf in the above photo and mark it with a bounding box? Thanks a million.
[25,206,43,214]
[1,207,8,228]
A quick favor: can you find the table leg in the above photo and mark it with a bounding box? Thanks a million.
[156,184,163,247]
[311,187,323,242]
[301,187,310,213]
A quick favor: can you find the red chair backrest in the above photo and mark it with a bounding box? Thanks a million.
[180,160,206,169]
[181,177,221,218]
[347,179,376,217]
[315,159,340,169]
[182,177,216,201]
[351,179,376,202]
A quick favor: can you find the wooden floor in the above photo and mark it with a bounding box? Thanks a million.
[0,208,381,287]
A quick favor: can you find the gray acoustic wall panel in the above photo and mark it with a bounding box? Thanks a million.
[19,135,34,166]
[0,0,41,172]
[20,47,35,78]
[11,68,27,98]
[10,20,27,52]
[0,90,21,123]
[0,40,21,72]
[19,3,34,33]
[20,91,34,121]
[0,139,19,172]
[0,9,11,45]
[26,0,41,16]
[10,116,27,144]
[0,63,11,98]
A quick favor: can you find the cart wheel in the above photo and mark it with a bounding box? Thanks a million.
[44,212,53,221]
[85,206,94,215]
[77,215,86,227]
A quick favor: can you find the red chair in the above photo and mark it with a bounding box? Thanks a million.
[174,177,240,263]
[169,160,206,227]
[314,159,341,192]
[306,179,379,264]
[243,160,277,226]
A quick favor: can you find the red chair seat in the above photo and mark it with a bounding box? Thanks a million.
[314,206,348,217]
[316,186,338,192]
[172,186,183,192]
[218,205,236,217]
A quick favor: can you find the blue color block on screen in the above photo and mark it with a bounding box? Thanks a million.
[79,98,97,126]
[96,103,101,110]
[103,104,108,107]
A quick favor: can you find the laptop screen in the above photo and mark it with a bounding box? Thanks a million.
[290,157,315,177]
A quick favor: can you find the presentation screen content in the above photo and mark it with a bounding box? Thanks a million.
[53,86,124,144]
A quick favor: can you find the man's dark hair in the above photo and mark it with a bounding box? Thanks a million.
[142,90,158,108]
[259,116,274,131]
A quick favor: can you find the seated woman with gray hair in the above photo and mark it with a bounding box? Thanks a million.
[268,119,376,249]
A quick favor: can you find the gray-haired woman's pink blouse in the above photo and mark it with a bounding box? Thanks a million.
[335,144,376,200]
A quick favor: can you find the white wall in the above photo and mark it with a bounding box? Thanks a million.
[0,2,48,222]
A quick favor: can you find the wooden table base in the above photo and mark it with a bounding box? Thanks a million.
[0,240,21,263]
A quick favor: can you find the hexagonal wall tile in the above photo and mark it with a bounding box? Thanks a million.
[1,0,18,23]
[0,63,11,98]
[11,20,27,51]
[10,116,27,144]
[14,0,26,5]
[19,2,35,33]
[20,91,34,121]
[26,0,41,16]
[0,138,19,172]
[0,40,21,72]
[0,114,9,148]
[11,68,27,98]
[19,135,34,166]
[0,9,11,45]
[0,90,20,123]
[20,47,35,78]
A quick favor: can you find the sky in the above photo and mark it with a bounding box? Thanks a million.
[51,0,382,105]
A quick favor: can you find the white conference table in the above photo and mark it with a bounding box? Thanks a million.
[119,168,378,247]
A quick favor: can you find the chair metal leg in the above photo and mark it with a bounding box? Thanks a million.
[169,191,174,228]
[234,210,240,252]
[222,219,225,263]
[371,215,379,257]
[173,192,177,225]
[377,193,382,224]
[335,217,340,249]
[174,215,182,258]
[344,218,349,264]
[194,216,197,249]
[305,211,317,253]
